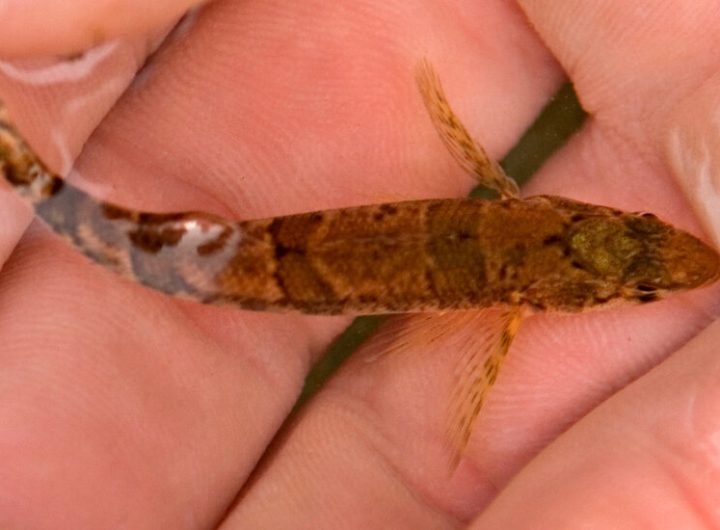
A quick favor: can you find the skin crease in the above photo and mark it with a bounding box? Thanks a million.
[0,1,720,529]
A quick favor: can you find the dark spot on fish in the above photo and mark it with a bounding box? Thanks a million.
[380,204,398,215]
[274,244,290,259]
[308,212,324,224]
[197,226,232,256]
[638,292,658,303]
[498,265,507,281]
[635,284,658,303]
[102,203,134,220]
[593,296,611,304]
[42,175,64,197]
[531,301,546,311]
[542,234,563,246]
[358,294,378,304]
[129,226,186,253]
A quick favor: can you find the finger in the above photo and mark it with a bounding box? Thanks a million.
[0,0,205,58]
[519,0,719,123]
[0,27,178,269]
[664,72,720,247]
[519,0,720,234]
[470,319,720,529]
[226,315,514,527]
[0,224,335,528]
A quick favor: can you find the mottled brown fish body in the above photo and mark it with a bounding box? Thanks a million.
[228,197,557,313]
[216,195,720,314]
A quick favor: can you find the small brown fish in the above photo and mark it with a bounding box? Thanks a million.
[1,60,718,464]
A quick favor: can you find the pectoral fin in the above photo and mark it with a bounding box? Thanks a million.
[362,308,523,471]
[445,306,522,469]
[415,59,519,199]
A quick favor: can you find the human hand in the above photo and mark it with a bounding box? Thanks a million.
[1,1,719,528]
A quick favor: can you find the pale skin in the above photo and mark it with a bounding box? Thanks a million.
[1,1,720,529]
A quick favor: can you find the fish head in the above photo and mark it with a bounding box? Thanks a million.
[567,211,720,303]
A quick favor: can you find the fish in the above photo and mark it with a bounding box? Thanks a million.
[1,59,718,464]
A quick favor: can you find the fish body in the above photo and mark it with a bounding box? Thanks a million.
[0,126,717,315]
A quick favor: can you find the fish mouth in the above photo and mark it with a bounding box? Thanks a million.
[664,231,720,289]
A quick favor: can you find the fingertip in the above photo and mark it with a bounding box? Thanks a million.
[0,0,206,58]
[665,76,720,247]
[470,320,720,529]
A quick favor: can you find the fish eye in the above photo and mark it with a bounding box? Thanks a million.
[635,283,657,292]
[634,283,660,303]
